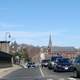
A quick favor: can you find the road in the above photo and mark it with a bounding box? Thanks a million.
[2,66,80,80]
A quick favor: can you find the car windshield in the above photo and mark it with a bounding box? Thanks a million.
[57,58,71,64]
[51,56,62,61]
[75,56,80,63]
[28,62,33,64]
[42,60,49,63]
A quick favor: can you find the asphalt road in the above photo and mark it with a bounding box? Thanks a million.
[2,66,80,80]
[40,67,79,80]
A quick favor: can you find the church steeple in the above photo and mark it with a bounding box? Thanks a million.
[49,33,52,49]
[48,33,52,55]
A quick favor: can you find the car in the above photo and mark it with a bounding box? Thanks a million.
[41,59,50,67]
[48,55,63,69]
[35,62,40,67]
[53,58,74,72]
[27,62,36,68]
[22,64,28,68]
[73,55,80,78]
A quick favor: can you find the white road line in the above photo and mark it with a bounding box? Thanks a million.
[67,78,77,80]
[39,67,77,80]
[39,67,45,78]
[47,79,53,80]
[59,78,65,80]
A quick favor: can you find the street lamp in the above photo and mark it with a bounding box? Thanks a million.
[5,32,11,41]
[4,32,11,53]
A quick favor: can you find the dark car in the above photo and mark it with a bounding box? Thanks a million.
[41,59,50,67]
[48,56,63,69]
[73,55,80,78]
[53,58,74,72]
[27,62,36,68]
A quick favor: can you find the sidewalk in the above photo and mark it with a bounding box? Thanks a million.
[0,65,22,78]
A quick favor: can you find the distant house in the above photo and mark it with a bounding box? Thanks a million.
[0,41,10,53]
[0,41,13,68]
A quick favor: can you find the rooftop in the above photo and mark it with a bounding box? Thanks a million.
[0,41,10,43]
[52,46,77,52]
[0,51,12,58]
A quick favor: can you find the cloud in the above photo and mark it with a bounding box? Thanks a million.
[1,23,78,46]
[0,23,24,28]
[0,28,68,42]
[65,35,80,40]
[0,31,55,43]
[0,31,51,46]
[7,31,50,38]
[0,31,80,47]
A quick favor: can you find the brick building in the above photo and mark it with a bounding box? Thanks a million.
[52,46,77,59]
[0,41,10,53]
[47,34,78,59]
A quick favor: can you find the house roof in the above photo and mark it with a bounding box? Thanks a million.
[0,41,10,43]
[0,51,12,58]
[52,46,77,52]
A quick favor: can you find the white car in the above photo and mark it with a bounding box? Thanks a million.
[21,62,28,68]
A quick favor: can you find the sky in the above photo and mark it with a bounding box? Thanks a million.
[0,0,80,47]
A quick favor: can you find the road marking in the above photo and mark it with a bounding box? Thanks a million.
[58,77,77,80]
[47,79,53,80]
[39,67,45,78]
[67,78,77,80]
[39,67,77,80]
[59,78,65,80]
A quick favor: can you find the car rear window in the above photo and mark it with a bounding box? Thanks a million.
[42,60,49,63]
[57,58,70,64]
[75,56,80,63]
[51,56,62,61]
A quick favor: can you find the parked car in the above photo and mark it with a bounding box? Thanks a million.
[48,56,63,69]
[22,62,28,68]
[41,59,50,67]
[53,58,74,72]
[27,62,36,68]
[73,55,80,78]
[35,62,40,67]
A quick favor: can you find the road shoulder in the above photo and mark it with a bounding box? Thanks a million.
[0,65,22,78]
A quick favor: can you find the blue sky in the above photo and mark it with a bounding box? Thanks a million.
[0,0,80,47]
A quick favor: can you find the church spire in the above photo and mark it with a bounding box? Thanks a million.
[48,33,52,55]
[49,33,52,48]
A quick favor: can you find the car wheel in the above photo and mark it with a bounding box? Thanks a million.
[48,66,52,70]
[48,67,50,69]
[73,70,77,78]
[53,69,56,72]
[41,65,43,68]
[53,67,57,72]
[73,70,80,78]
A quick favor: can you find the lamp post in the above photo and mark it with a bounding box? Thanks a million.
[5,32,14,66]
[5,32,11,41]
[4,32,11,53]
